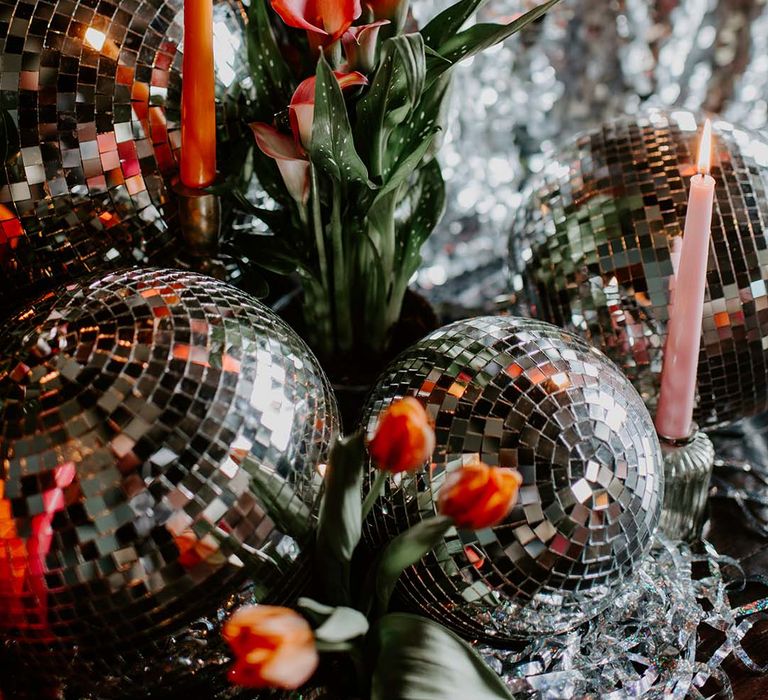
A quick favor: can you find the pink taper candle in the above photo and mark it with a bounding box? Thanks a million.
[655,120,715,440]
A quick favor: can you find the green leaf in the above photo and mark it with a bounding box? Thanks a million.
[420,0,487,49]
[234,233,298,274]
[297,596,336,623]
[356,34,426,179]
[375,515,453,611]
[396,158,446,284]
[375,126,440,200]
[311,54,370,187]
[314,606,369,643]
[427,0,561,80]
[241,457,313,542]
[371,614,514,700]
[315,433,366,605]
[247,0,294,119]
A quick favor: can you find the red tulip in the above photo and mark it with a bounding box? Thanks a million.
[437,462,523,530]
[368,397,435,473]
[272,0,362,45]
[223,605,318,690]
[342,20,389,72]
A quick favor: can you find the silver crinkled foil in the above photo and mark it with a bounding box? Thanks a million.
[0,268,338,693]
[509,109,768,430]
[0,0,251,316]
[362,316,663,640]
[481,535,768,698]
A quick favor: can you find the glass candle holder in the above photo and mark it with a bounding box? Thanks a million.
[658,427,715,541]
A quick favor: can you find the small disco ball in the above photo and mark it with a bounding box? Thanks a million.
[362,316,663,640]
[509,109,768,429]
[0,0,252,316]
[0,268,338,686]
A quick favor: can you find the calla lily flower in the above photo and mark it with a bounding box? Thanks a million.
[271,0,362,45]
[367,0,408,28]
[342,20,389,73]
[289,71,368,150]
[251,123,310,204]
[251,70,368,204]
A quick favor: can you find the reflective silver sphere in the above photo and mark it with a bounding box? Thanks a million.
[0,268,338,679]
[0,0,252,315]
[510,110,768,429]
[363,316,663,639]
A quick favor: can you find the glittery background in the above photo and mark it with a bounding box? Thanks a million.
[0,268,338,683]
[363,316,662,639]
[411,0,768,316]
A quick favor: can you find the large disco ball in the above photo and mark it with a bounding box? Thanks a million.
[510,110,768,429]
[0,268,338,685]
[363,316,663,640]
[0,0,252,316]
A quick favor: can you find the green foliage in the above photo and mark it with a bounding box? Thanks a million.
[233,0,561,360]
[315,433,366,605]
[371,614,515,700]
[374,515,453,611]
[312,55,371,187]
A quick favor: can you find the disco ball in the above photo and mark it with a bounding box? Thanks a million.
[0,0,253,316]
[362,316,663,640]
[0,268,339,685]
[510,110,768,430]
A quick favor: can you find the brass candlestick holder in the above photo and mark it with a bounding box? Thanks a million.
[174,181,242,283]
[658,425,715,542]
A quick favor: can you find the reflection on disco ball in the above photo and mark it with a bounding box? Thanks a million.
[0,268,338,690]
[0,0,252,316]
[363,316,662,639]
[510,109,768,429]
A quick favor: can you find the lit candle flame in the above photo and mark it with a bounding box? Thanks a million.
[697,119,713,176]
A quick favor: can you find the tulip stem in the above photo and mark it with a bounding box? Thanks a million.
[362,470,388,521]
[373,515,454,616]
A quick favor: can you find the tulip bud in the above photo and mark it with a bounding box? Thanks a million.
[342,20,389,73]
[223,605,319,690]
[437,462,522,530]
[368,397,435,473]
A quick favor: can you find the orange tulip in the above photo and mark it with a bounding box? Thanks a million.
[437,462,522,530]
[368,397,435,473]
[223,605,319,690]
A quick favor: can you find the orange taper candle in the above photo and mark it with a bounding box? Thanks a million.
[181,0,217,189]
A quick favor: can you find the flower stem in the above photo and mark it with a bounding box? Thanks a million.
[361,470,388,521]
[331,183,353,352]
[309,163,333,355]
